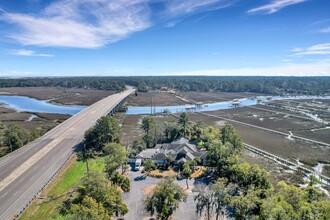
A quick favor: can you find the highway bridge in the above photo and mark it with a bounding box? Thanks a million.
[0,87,135,220]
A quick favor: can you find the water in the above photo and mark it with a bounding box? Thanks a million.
[126,95,330,115]
[1,94,329,117]
[0,95,86,115]
[26,114,38,121]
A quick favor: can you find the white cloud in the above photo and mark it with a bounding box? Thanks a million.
[165,19,183,28]
[0,0,236,48]
[9,49,54,57]
[105,67,134,73]
[310,19,330,33]
[161,60,330,76]
[3,59,330,77]
[291,48,303,53]
[281,59,293,63]
[1,0,151,48]
[320,27,330,33]
[248,0,307,15]
[311,19,330,26]
[293,43,330,55]
[166,0,234,16]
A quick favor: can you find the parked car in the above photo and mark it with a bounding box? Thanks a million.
[134,159,142,171]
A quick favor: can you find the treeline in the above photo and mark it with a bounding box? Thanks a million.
[1,76,330,95]
[0,123,50,157]
[60,116,130,219]
[0,77,125,91]
[124,76,330,95]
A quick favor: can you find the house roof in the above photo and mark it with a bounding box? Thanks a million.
[137,137,205,163]
[178,158,187,163]
[174,143,197,154]
[155,143,169,149]
[185,151,195,161]
[137,149,157,159]
[156,138,197,153]
[152,153,167,161]
[172,137,190,145]
[193,151,208,160]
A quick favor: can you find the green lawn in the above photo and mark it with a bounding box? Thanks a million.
[20,156,102,220]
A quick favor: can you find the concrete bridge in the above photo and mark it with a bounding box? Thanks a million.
[0,87,135,220]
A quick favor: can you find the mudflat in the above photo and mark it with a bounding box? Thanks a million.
[0,87,114,106]
[127,91,187,106]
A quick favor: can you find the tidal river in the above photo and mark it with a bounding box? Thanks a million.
[0,95,86,115]
[126,95,330,115]
[1,94,329,116]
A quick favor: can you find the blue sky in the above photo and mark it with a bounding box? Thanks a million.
[0,0,329,77]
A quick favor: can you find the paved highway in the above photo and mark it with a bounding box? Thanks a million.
[0,87,135,220]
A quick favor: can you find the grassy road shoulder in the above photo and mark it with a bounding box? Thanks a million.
[20,155,104,220]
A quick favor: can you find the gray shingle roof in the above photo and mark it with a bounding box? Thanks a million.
[136,137,206,163]
[172,137,190,145]
[185,152,195,161]
[152,153,167,161]
[193,151,208,160]
[137,149,157,159]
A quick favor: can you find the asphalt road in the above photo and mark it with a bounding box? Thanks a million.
[0,87,135,220]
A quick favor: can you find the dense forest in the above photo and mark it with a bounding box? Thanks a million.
[1,76,329,95]
[0,77,125,91]
[124,76,330,95]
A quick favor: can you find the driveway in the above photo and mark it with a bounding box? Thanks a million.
[121,168,201,220]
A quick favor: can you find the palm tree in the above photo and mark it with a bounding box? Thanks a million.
[182,162,193,189]
[178,112,189,138]
[165,155,173,166]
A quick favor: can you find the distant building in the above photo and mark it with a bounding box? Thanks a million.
[137,137,208,165]
[160,86,168,91]
[231,99,240,107]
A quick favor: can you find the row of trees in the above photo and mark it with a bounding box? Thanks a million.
[1,76,329,95]
[0,77,125,91]
[60,115,130,219]
[124,76,330,95]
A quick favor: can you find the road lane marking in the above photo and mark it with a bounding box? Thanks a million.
[0,90,132,192]
[0,191,8,199]
[0,127,75,192]
[0,88,136,219]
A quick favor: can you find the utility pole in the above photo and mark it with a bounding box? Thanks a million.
[124,140,130,173]
[150,91,155,115]
[9,137,13,152]
[83,143,89,174]
[153,92,156,115]
[150,92,153,115]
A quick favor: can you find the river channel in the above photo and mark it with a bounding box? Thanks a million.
[0,94,329,116]
[0,95,86,115]
[126,95,330,115]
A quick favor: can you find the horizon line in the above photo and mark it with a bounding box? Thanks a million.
[1,75,330,79]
